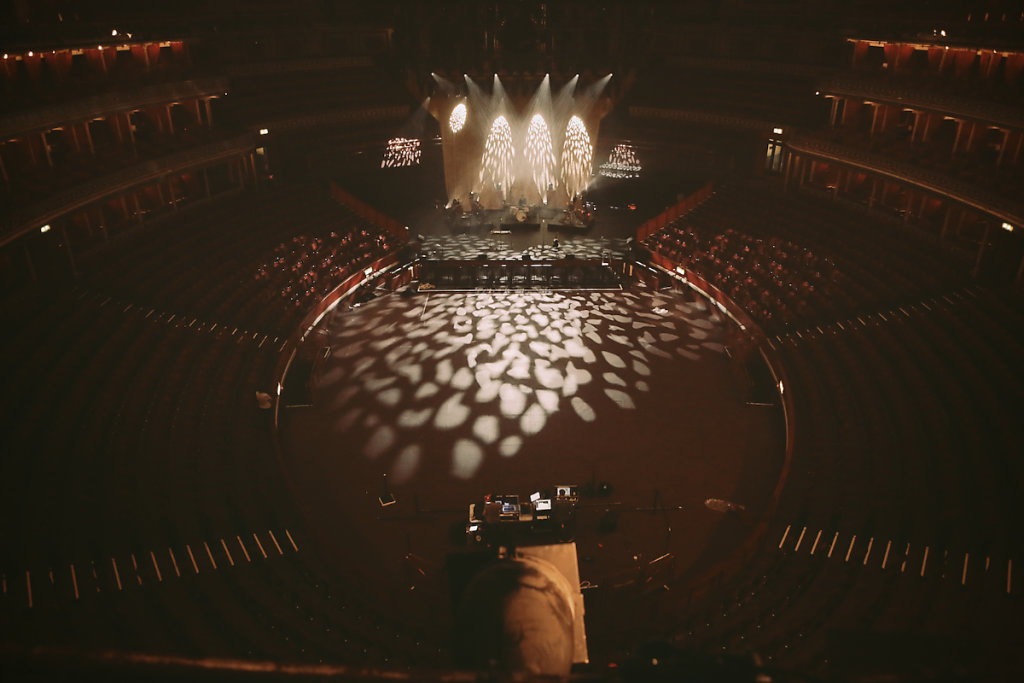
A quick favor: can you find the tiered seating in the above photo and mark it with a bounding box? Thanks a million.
[645,181,973,334]
[255,227,393,317]
[0,183,423,667]
[639,178,1022,675]
[648,217,841,333]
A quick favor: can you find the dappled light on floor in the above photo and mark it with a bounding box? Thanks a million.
[310,289,726,484]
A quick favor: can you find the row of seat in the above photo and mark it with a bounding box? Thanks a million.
[0,182,434,666]
[656,183,1022,676]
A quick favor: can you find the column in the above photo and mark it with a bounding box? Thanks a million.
[972,224,990,277]
[41,132,53,167]
[85,208,98,240]
[124,112,137,155]
[940,205,953,243]
[919,113,932,143]
[60,224,78,279]
[132,193,144,225]
[964,121,978,154]
[83,120,95,155]
[995,128,1008,166]
[23,241,38,288]
[952,118,964,155]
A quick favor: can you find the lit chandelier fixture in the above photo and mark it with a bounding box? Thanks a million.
[599,143,642,179]
[381,137,422,168]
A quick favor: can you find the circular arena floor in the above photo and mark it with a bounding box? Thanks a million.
[278,285,785,657]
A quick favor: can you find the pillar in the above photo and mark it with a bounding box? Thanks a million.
[952,118,964,155]
[60,224,78,279]
[964,121,978,154]
[920,113,934,144]
[41,132,53,167]
[83,120,95,155]
[23,241,38,288]
[132,193,144,225]
[972,223,990,277]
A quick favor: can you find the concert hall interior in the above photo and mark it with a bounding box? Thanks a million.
[1,1,1023,681]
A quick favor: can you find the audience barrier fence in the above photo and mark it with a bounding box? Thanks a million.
[624,256,796,608]
[328,182,410,245]
[271,251,403,430]
[635,181,715,242]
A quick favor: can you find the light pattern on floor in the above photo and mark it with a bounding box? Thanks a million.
[312,290,727,483]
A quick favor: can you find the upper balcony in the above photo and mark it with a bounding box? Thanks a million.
[1,38,200,116]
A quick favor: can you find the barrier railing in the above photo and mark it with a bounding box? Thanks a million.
[635,181,715,242]
[327,181,410,244]
[271,251,404,430]
[628,256,796,609]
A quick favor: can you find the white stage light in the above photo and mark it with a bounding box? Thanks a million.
[525,114,555,199]
[561,115,593,198]
[449,103,467,133]
[480,115,515,199]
